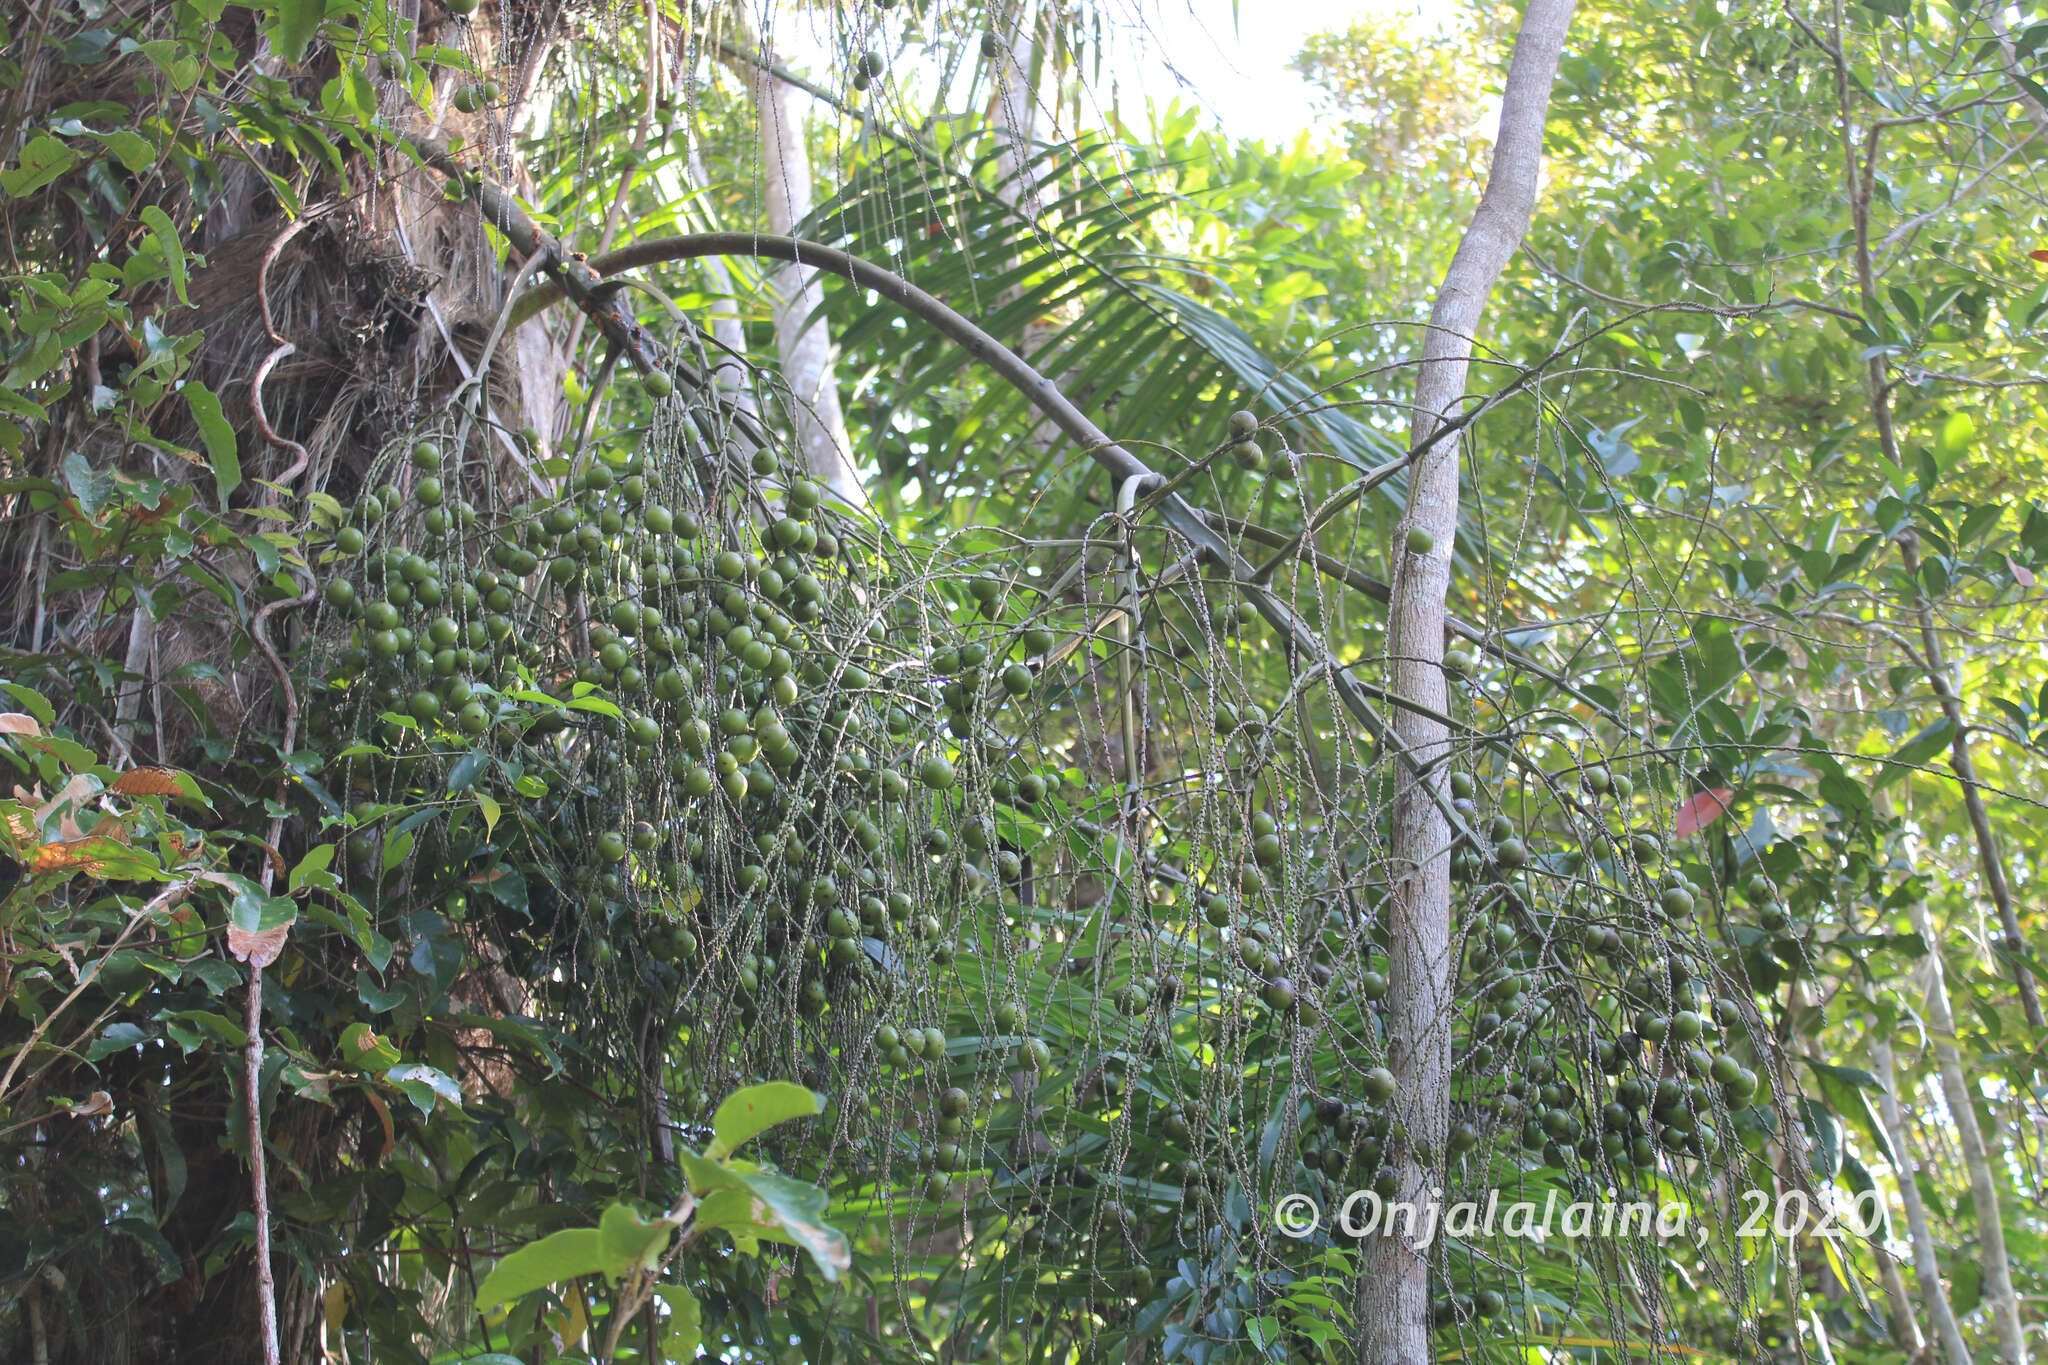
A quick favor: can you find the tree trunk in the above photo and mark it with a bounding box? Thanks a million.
[1368,2,1574,1361]
[1875,1038,1972,1365]
[988,2,1057,361]
[731,12,865,510]
[1875,1247,1928,1359]
[685,142,760,415]
[1907,901,2026,1365]
[0,4,577,1361]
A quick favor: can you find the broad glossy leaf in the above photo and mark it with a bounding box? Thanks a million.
[473,1228,606,1310]
[708,1081,821,1156]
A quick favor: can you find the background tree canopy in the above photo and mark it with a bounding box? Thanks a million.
[2,1,2046,1364]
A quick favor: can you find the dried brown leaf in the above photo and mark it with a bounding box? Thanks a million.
[64,1091,114,1119]
[110,767,190,797]
[227,922,290,968]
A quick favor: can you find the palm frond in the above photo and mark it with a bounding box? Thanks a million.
[811,138,1410,507]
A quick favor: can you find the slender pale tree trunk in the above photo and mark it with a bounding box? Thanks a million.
[1875,1248,1928,1359]
[988,3,1056,360]
[684,142,760,415]
[1907,901,2026,1365]
[1368,2,1574,1362]
[731,11,865,509]
[1876,1038,1972,1365]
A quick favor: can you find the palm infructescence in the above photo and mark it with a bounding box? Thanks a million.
[0,2,2042,1364]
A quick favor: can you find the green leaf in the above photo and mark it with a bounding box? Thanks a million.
[1875,717,1955,789]
[730,1168,852,1281]
[654,1286,701,1359]
[598,1203,673,1273]
[386,1062,462,1113]
[447,748,489,793]
[3,134,76,197]
[287,842,335,892]
[160,1008,247,1047]
[62,451,115,518]
[355,970,405,1013]
[692,1184,771,1239]
[91,129,157,174]
[183,384,240,501]
[87,1022,151,1060]
[1806,1060,1892,1165]
[708,1081,821,1158]
[1,683,56,726]
[677,1149,749,1198]
[1800,1099,1841,1179]
[337,1022,401,1072]
[230,886,297,933]
[270,0,328,63]
[473,1228,607,1311]
[140,206,188,306]
[1803,1061,1877,1088]
[61,836,165,880]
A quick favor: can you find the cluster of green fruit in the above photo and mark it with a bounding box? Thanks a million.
[1219,731,1776,1293]
[1734,871,1814,992]
[312,401,1100,1180]
[1458,795,1763,1146]
[450,81,500,114]
[298,378,1781,1334]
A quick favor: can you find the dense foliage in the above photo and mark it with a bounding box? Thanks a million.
[2,1,2046,1364]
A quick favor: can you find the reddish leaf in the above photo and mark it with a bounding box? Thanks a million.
[110,766,190,797]
[2032,249,2048,262]
[1673,787,1735,839]
[2009,555,2036,587]
[363,1091,397,1163]
[253,839,288,882]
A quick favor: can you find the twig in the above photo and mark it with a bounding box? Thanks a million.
[241,202,332,1365]
[247,204,334,505]
[0,878,198,1103]
[243,951,279,1365]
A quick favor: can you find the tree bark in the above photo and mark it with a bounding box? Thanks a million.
[1907,901,2026,1364]
[731,12,865,510]
[685,144,758,415]
[987,2,1056,361]
[1875,1246,1928,1359]
[1875,1038,1972,1365]
[1367,2,1574,1362]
